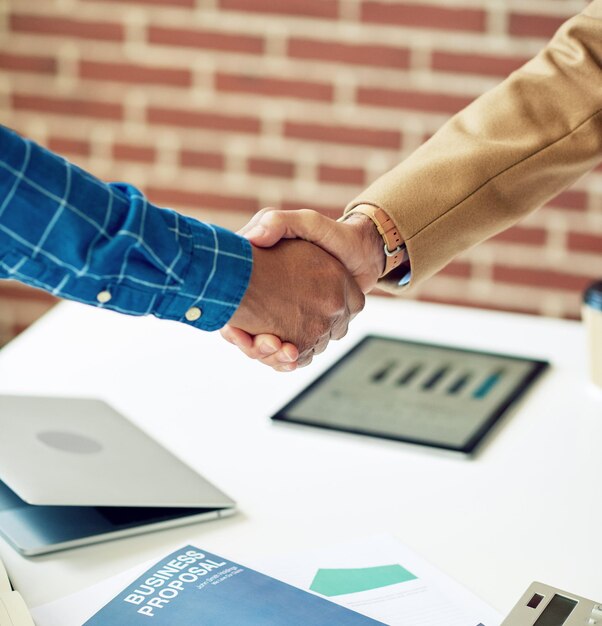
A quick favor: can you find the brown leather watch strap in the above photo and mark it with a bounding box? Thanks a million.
[345,205,407,277]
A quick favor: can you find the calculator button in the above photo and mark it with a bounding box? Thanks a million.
[591,606,602,619]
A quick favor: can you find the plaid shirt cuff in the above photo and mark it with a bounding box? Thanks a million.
[157,218,253,331]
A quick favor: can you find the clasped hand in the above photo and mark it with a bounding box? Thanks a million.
[222,207,385,371]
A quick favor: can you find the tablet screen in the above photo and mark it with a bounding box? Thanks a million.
[272,335,548,454]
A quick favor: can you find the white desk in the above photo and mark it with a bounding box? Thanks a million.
[0,298,600,615]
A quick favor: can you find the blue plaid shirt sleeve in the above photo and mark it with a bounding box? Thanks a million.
[0,126,253,331]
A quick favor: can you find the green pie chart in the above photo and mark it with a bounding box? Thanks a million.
[310,564,417,597]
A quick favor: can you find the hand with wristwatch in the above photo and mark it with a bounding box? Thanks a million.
[220,205,408,371]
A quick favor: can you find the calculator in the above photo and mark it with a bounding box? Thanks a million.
[501,582,602,626]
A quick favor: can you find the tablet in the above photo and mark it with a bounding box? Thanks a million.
[272,335,549,454]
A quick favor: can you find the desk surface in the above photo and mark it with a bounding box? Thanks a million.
[0,298,600,615]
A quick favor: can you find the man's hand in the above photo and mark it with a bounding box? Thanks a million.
[221,207,386,370]
[239,207,385,294]
[225,238,365,370]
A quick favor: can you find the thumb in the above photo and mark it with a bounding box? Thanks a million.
[244,209,336,249]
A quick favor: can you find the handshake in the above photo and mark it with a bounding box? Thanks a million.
[222,205,406,372]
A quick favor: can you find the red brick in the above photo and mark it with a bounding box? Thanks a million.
[563,312,581,321]
[180,150,225,171]
[285,121,401,149]
[146,187,260,212]
[546,190,588,212]
[567,232,602,254]
[248,158,295,178]
[362,2,486,32]
[219,0,338,19]
[432,51,529,77]
[492,226,547,245]
[10,13,123,41]
[82,0,194,6]
[148,26,264,55]
[417,293,541,317]
[358,87,472,114]
[80,60,191,87]
[13,93,123,120]
[318,164,365,185]
[113,143,156,163]
[215,73,333,102]
[288,38,410,70]
[148,107,260,134]
[47,137,91,157]
[0,52,57,74]
[493,266,593,291]
[439,260,471,278]
[509,13,566,39]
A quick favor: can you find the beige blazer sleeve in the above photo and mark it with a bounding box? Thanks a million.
[345,0,602,293]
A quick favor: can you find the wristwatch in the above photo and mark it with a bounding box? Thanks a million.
[344,205,407,277]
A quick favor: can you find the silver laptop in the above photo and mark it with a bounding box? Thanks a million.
[0,395,235,556]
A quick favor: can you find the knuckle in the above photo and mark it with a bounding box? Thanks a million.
[253,207,271,221]
[313,340,329,356]
[298,208,315,219]
[297,355,313,368]
[296,342,313,360]
[262,209,284,224]
[356,293,366,313]
[299,208,321,230]
[348,290,365,316]
[332,323,348,341]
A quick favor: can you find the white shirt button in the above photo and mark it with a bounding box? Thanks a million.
[185,306,202,321]
[96,290,112,304]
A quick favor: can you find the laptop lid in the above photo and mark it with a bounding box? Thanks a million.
[0,395,234,509]
[0,478,236,556]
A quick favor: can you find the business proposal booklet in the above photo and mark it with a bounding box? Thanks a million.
[33,546,384,626]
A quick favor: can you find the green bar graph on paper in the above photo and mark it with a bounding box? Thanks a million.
[310,565,417,597]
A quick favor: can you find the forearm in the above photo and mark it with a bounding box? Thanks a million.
[347,1,602,291]
[0,126,252,330]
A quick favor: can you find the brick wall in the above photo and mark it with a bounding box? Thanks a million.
[1,0,601,344]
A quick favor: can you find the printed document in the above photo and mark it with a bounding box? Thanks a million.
[253,536,502,626]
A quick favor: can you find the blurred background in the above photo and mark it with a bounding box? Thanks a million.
[0,0,600,346]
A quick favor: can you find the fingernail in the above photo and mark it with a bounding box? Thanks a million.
[277,351,294,363]
[278,363,296,372]
[259,341,277,355]
[244,225,265,240]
